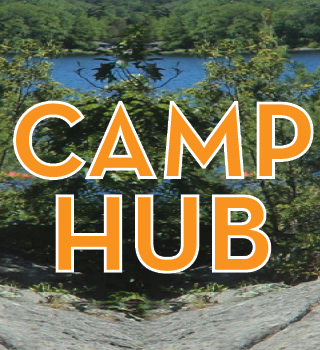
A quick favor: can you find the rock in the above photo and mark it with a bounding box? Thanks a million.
[144,279,320,350]
[236,282,289,297]
[167,283,289,312]
[183,265,252,285]
[0,253,81,287]
[251,305,320,350]
[39,291,84,304]
[0,254,58,286]
[0,296,146,349]
[0,278,318,348]
[174,292,218,304]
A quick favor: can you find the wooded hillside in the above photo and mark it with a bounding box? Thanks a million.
[1,0,320,50]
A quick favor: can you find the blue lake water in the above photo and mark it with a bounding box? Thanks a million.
[50,55,207,92]
[50,50,320,92]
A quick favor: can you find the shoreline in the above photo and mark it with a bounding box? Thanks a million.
[57,46,320,58]
[289,47,320,52]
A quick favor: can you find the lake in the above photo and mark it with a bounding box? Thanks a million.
[50,50,320,92]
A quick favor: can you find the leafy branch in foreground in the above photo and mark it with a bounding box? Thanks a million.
[76,24,182,92]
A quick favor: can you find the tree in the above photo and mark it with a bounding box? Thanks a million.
[190,34,320,282]
[16,33,229,295]
[0,39,70,172]
[0,39,72,230]
[76,23,182,89]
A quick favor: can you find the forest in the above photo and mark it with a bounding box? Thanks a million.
[0,29,318,301]
[0,1,318,308]
[0,0,320,50]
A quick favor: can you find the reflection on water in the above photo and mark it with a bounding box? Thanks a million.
[50,55,206,92]
[49,50,320,92]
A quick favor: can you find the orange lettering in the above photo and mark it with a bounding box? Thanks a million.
[56,195,122,272]
[86,102,156,179]
[14,101,85,180]
[136,195,199,273]
[165,102,243,179]
[213,195,271,272]
[257,102,313,179]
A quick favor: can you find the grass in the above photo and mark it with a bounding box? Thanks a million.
[29,282,70,294]
[44,295,69,309]
[184,282,227,294]
[93,291,165,318]
[27,281,228,317]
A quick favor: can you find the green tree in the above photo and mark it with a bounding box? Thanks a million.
[190,34,320,282]
[16,34,229,295]
[0,40,70,172]
[0,39,71,228]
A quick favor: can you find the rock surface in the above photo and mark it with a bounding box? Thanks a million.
[0,279,318,349]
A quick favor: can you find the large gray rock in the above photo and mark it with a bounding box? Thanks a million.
[144,279,320,349]
[0,279,319,349]
[0,296,145,349]
[251,299,320,350]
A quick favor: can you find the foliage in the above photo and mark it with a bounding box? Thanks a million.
[153,0,320,50]
[2,0,320,50]
[98,291,160,317]
[30,282,69,294]
[0,40,72,228]
[0,40,70,171]
[1,29,320,302]
[76,23,181,91]
[8,33,230,295]
[19,80,229,293]
[189,34,320,283]
[186,282,227,294]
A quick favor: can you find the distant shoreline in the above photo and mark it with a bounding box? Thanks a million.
[289,47,320,52]
[58,46,320,58]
